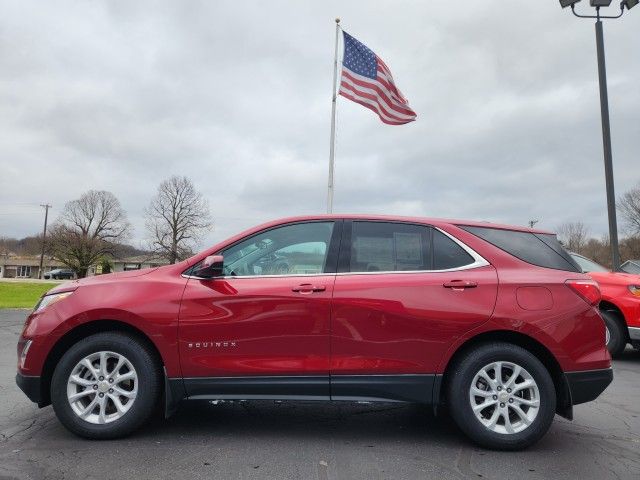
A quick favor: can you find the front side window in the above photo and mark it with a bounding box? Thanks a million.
[349,222,431,272]
[221,222,334,276]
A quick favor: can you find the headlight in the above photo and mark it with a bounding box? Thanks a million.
[33,291,74,313]
[629,285,640,297]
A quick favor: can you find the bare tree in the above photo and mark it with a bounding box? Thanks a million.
[556,222,589,253]
[145,176,212,264]
[49,190,131,277]
[621,235,640,263]
[582,236,612,268]
[618,182,640,235]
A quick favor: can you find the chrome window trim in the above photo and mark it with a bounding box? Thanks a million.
[182,272,330,280]
[183,227,490,280]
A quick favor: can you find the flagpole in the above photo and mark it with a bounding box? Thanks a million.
[327,17,340,214]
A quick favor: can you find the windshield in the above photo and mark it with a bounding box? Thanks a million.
[621,261,640,275]
[570,254,609,273]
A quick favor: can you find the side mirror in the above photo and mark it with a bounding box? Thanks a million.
[193,255,224,278]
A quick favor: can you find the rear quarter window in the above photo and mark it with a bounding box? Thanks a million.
[433,229,475,269]
[460,226,580,272]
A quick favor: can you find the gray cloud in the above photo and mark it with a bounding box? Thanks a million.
[0,0,638,247]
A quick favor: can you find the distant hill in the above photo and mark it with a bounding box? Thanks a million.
[0,234,152,259]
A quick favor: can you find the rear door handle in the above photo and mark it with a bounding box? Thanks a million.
[292,283,326,293]
[443,280,478,290]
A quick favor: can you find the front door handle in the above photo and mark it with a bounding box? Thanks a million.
[292,284,326,294]
[443,280,478,290]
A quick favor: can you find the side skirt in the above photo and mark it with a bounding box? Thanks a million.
[331,374,437,403]
[172,374,440,408]
[184,375,331,401]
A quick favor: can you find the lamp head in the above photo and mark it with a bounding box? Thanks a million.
[590,0,613,6]
[559,0,582,7]
[623,0,639,10]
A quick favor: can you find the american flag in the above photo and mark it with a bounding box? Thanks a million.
[338,31,416,125]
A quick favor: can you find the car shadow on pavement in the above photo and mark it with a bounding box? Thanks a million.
[141,400,469,446]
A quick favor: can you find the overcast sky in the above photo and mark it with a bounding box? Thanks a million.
[1,0,639,249]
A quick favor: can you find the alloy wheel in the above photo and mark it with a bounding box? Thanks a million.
[469,361,540,435]
[66,351,138,424]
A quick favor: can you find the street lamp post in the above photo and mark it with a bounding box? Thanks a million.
[559,0,637,270]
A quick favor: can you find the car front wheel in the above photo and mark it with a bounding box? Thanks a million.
[51,332,161,439]
[446,342,556,450]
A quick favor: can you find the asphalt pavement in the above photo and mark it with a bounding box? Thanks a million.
[1,309,639,480]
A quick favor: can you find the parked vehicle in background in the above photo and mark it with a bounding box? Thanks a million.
[620,260,640,275]
[570,252,640,357]
[43,269,75,280]
[16,216,612,450]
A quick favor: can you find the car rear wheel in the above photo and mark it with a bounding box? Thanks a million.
[446,342,556,450]
[601,310,627,358]
[51,332,161,439]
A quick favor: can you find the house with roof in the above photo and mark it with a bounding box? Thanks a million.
[0,255,65,279]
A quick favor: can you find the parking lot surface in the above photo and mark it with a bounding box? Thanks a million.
[1,309,639,480]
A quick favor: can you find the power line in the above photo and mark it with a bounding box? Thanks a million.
[0,203,43,208]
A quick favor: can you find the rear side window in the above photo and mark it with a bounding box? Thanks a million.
[460,226,580,272]
[346,222,478,273]
[350,222,431,272]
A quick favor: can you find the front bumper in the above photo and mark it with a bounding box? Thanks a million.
[16,373,43,405]
[566,368,613,405]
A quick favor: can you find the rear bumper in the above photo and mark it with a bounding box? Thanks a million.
[16,373,43,404]
[565,368,613,405]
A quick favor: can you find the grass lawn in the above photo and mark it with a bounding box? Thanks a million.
[0,282,58,308]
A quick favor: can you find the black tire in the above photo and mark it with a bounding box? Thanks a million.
[446,342,556,451]
[51,332,162,439]
[601,310,627,358]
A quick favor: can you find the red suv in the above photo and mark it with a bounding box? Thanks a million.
[570,252,640,357]
[16,216,612,450]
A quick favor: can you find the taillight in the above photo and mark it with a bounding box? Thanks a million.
[566,279,601,306]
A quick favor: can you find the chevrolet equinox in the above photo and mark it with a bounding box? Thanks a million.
[16,215,613,450]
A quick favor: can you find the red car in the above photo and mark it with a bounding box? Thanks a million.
[16,215,612,450]
[570,252,640,357]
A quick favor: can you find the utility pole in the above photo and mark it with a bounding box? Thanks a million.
[38,204,51,279]
[559,0,638,270]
